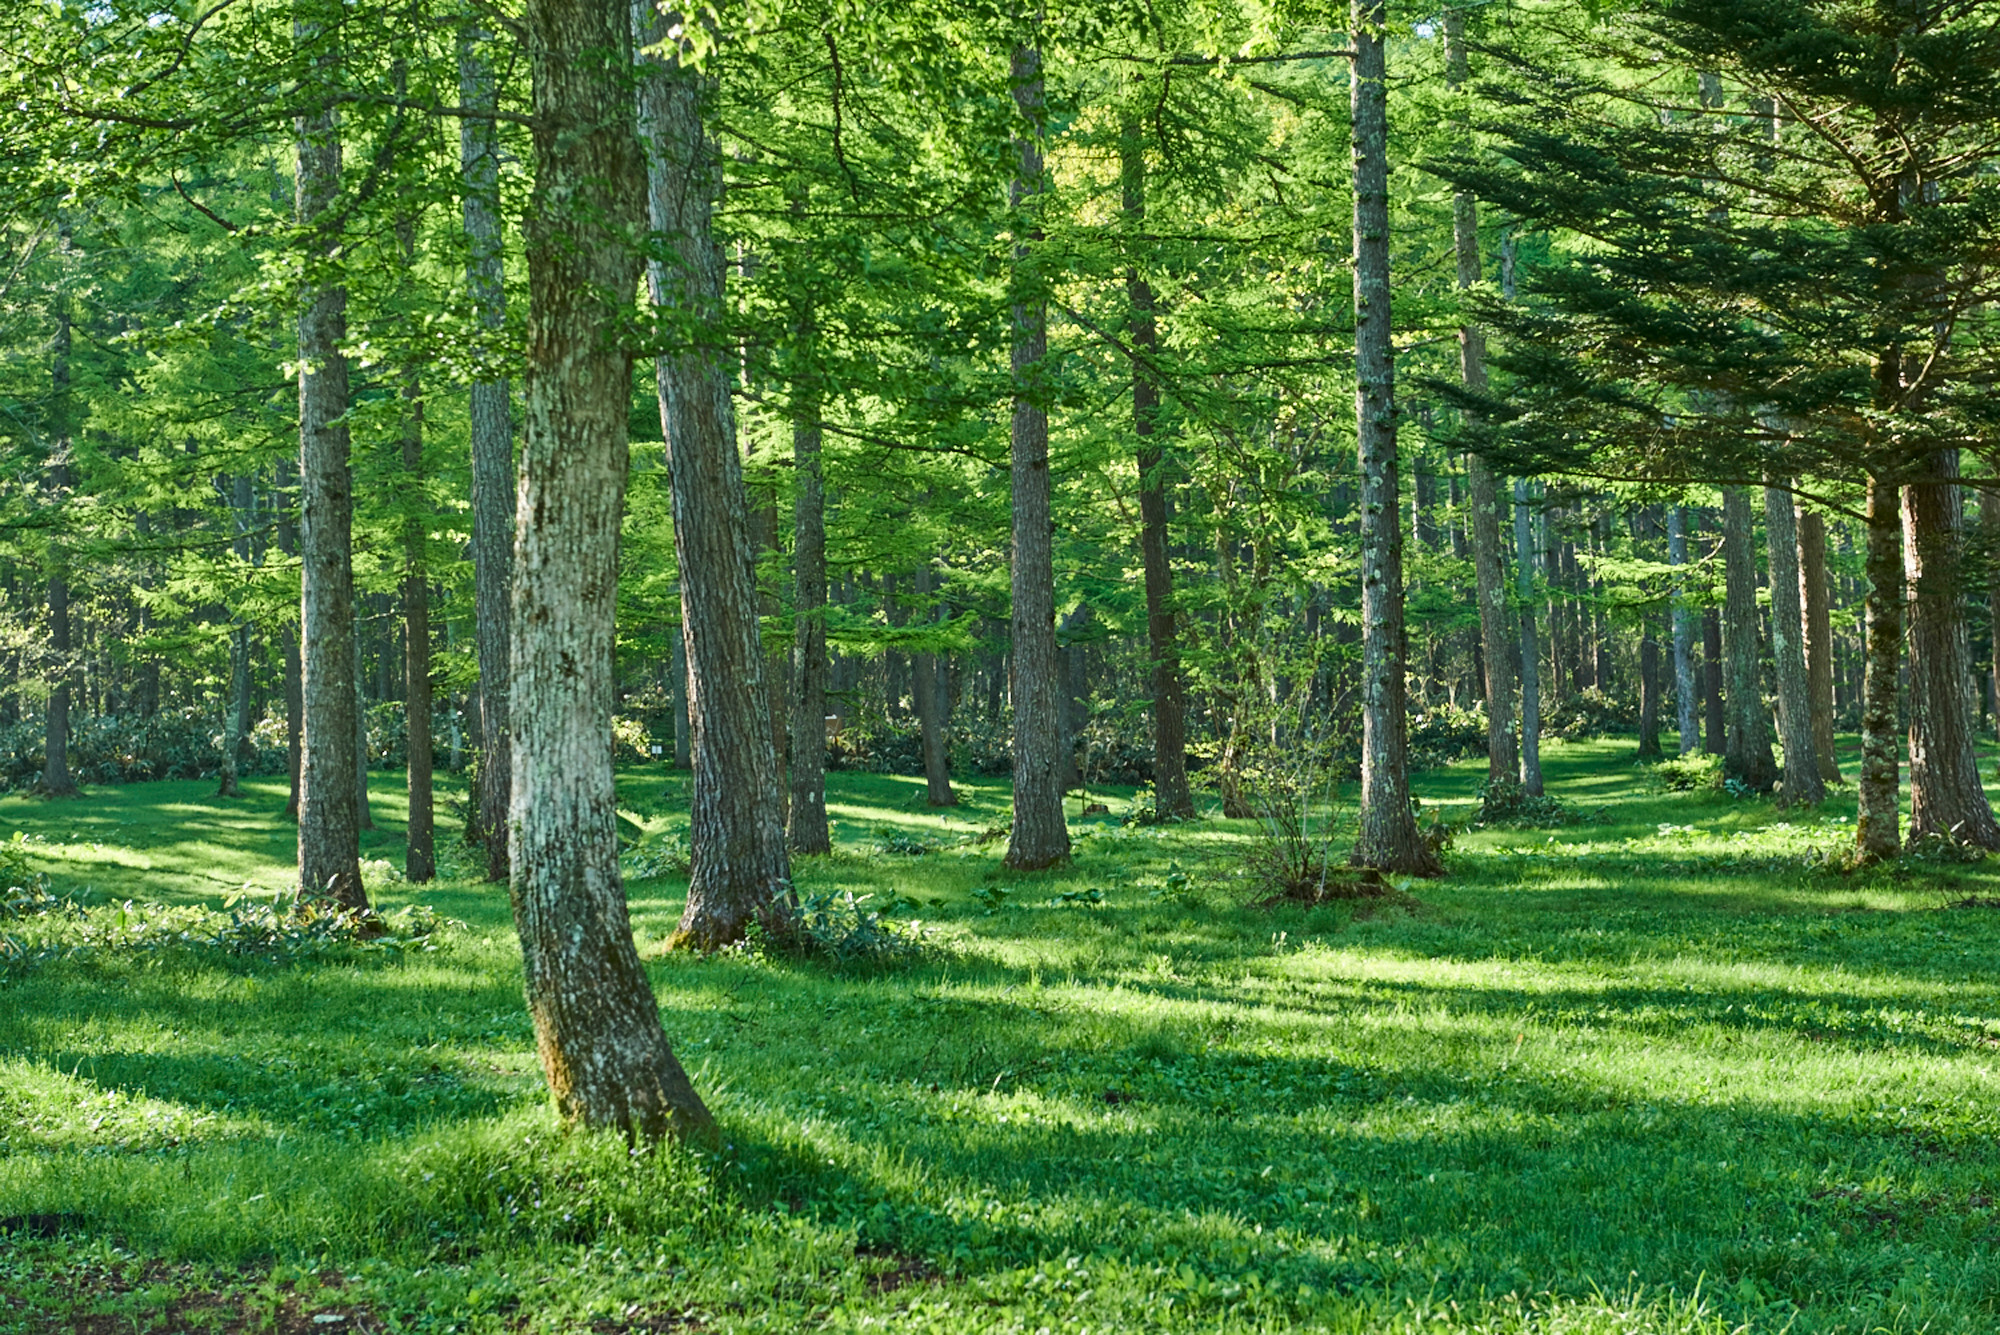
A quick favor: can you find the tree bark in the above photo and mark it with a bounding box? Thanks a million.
[1985,490,2000,746]
[400,211,436,883]
[1667,505,1699,755]
[1702,603,1726,756]
[1763,480,1823,805]
[1513,478,1543,796]
[1856,476,1903,863]
[1444,9,1519,789]
[786,372,832,852]
[1719,486,1775,790]
[1638,623,1663,760]
[218,474,255,798]
[459,16,515,882]
[1120,117,1194,820]
[1349,0,1437,875]
[294,17,364,909]
[911,560,957,807]
[635,1,794,944]
[275,463,303,819]
[511,0,713,1143]
[670,621,691,770]
[1903,450,2000,846]
[1796,506,1842,782]
[42,221,79,801]
[354,636,373,831]
[1003,37,1071,871]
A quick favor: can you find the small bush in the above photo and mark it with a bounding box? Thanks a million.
[1543,689,1638,741]
[758,889,933,965]
[1474,779,1595,828]
[871,826,942,857]
[1408,703,1488,771]
[624,835,693,880]
[1655,752,1724,793]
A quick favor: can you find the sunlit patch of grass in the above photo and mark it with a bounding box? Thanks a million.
[5,742,2000,1330]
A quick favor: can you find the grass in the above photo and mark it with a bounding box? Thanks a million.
[5,738,2000,1332]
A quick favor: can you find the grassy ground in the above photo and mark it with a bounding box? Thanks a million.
[4,739,2000,1332]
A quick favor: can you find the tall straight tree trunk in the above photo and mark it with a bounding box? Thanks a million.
[670,622,691,770]
[275,463,303,818]
[1668,505,1699,755]
[911,560,957,807]
[399,210,436,882]
[1797,506,1841,781]
[1349,0,1436,875]
[1003,37,1070,870]
[1903,450,2000,847]
[1720,486,1776,791]
[1856,475,1903,863]
[1702,604,1726,755]
[218,474,255,797]
[1513,478,1543,796]
[42,221,79,800]
[786,358,832,852]
[1444,8,1518,789]
[294,17,364,909]
[1762,480,1823,804]
[1638,624,1663,760]
[1985,490,2000,746]
[354,637,373,830]
[1120,117,1194,820]
[459,16,514,881]
[634,2,794,943]
[512,0,711,1143]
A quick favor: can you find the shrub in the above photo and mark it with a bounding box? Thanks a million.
[1408,703,1488,771]
[1655,752,1725,793]
[1473,778,1596,827]
[758,889,933,965]
[1542,688,1638,741]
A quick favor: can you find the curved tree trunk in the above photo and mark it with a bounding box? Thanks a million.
[1120,116,1194,821]
[1720,486,1775,791]
[635,1,794,944]
[1003,37,1070,870]
[1855,475,1904,864]
[1349,0,1437,875]
[1796,507,1841,782]
[1763,480,1823,805]
[1667,505,1698,755]
[786,375,832,852]
[1903,450,2000,846]
[459,17,515,882]
[512,0,713,1144]
[294,17,364,909]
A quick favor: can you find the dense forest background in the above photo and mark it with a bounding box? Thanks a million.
[3,3,1999,945]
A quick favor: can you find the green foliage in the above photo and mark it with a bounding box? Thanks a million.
[1474,779,1597,828]
[1655,753,1725,793]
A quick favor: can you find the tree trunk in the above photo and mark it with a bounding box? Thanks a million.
[1856,475,1903,863]
[1720,486,1776,791]
[1985,490,2000,746]
[1513,478,1543,796]
[218,474,254,798]
[510,0,713,1144]
[354,636,373,831]
[459,17,515,882]
[1638,624,1663,760]
[1796,506,1841,782]
[400,210,436,882]
[635,1,794,944]
[42,222,79,801]
[1667,505,1699,756]
[1903,450,2000,846]
[1120,116,1194,820]
[786,373,832,852]
[294,21,364,909]
[1444,9,1519,789]
[911,560,957,807]
[1003,38,1070,871]
[1763,481,1823,805]
[670,623,691,770]
[1702,603,1726,756]
[1349,1,1437,875]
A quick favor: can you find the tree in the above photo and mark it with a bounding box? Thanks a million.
[1003,35,1070,872]
[1666,505,1698,755]
[510,0,712,1142]
[1762,479,1821,805]
[457,17,515,881]
[1349,0,1436,875]
[1719,485,1775,792]
[294,9,364,909]
[634,1,794,945]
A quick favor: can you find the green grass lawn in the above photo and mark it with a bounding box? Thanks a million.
[5,740,2000,1332]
